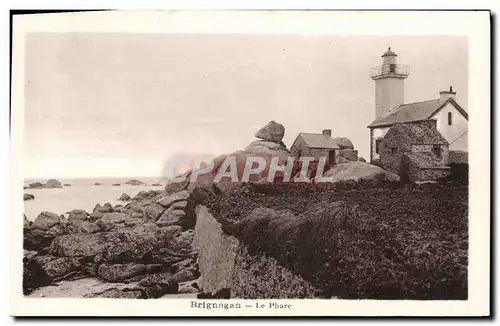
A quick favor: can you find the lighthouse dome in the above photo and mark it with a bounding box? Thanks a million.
[381,47,397,57]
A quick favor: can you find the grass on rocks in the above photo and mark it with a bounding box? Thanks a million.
[195,182,468,300]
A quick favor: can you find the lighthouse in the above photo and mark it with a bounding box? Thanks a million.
[367,47,468,163]
[370,47,410,119]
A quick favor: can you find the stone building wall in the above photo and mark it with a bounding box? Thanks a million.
[449,150,468,164]
[308,148,332,162]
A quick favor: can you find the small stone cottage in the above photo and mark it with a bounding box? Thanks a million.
[379,120,450,182]
[290,129,358,165]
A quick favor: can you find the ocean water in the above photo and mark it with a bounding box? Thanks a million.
[23,177,166,221]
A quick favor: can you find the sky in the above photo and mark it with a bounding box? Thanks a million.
[24,33,468,178]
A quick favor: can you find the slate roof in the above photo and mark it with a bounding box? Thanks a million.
[296,133,340,149]
[387,121,449,145]
[368,97,468,128]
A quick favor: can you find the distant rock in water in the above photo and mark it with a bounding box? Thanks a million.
[45,179,63,188]
[64,184,71,187]
[28,182,44,189]
[151,183,162,186]
[118,193,131,201]
[26,179,62,189]
[94,183,102,186]
[112,183,121,186]
[125,179,145,186]
[24,193,35,201]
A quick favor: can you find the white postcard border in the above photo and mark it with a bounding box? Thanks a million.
[10,10,490,317]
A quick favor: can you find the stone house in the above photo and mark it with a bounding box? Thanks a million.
[367,47,468,163]
[290,129,358,165]
[379,120,450,182]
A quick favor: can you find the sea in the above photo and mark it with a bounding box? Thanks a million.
[23,177,167,221]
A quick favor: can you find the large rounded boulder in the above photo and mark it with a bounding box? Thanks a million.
[32,211,61,231]
[332,137,354,150]
[315,161,399,186]
[254,120,285,143]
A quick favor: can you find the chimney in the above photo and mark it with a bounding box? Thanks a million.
[439,86,456,104]
[322,129,332,137]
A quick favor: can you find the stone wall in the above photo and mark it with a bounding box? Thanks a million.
[192,205,239,295]
[404,156,450,182]
[380,154,403,176]
[193,205,319,298]
[416,167,451,182]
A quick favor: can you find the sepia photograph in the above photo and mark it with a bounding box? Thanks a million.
[9,10,490,317]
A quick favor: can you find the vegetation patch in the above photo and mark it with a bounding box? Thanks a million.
[196,183,468,299]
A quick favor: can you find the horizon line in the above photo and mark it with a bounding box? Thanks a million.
[24,175,167,180]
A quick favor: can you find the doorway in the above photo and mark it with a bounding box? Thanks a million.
[328,150,336,165]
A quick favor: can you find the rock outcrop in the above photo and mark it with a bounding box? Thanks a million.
[67,209,88,223]
[118,193,131,201]
[32,212,62,231]
[244,140,290,156]
[332,137,354,150]
[24,193,35,201]
[23,214,30,229]
[162,121,395,195]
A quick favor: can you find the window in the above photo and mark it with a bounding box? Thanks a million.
[433,145,442,159]
[448,112,452,126]
[390,147,397,155]
[375,139,382,154]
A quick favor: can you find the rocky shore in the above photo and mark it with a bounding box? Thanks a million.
[24,188,200,298]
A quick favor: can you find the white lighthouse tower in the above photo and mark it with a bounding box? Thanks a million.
[370,47,410,119]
